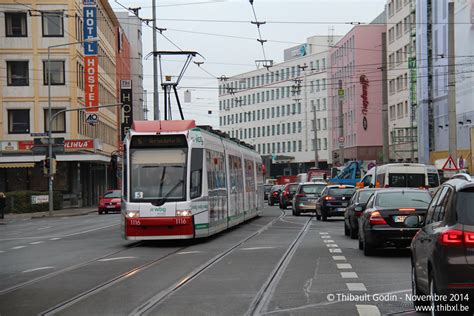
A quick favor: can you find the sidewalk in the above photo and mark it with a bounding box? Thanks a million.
[0,206,97,224]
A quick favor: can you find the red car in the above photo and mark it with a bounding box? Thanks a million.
[98,190,121,214]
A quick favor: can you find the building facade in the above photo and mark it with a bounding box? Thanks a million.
[386,0,417,161]
[416,0,473,172]
[329,24,386,163]
[0,0,126,206]
[218,36,340,177]
[116,12,145,121]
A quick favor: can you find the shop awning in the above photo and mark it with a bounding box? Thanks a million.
[0,162,35,168]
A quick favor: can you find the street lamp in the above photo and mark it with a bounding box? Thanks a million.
[47,38,98,216]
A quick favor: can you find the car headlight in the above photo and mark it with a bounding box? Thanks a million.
[126,210,140,218]
[176,210,192,217]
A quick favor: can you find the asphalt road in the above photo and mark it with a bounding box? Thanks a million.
[0,205,437,315]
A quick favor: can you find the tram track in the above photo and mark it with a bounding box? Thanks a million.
[32,210,287,315]
[246,216,314,316]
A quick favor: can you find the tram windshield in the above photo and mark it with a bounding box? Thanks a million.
[130,148,187,202]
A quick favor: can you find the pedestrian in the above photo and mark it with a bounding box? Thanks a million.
[0,192,6,220]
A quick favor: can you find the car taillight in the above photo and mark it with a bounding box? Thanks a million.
[384,184,390,188]
[273,192,278,196]
[324,196,334,201]
[440,229,463,246]
[399,208,416,212]
[282,191,288,196]
[465,232,474,246]
[369,211,387,225]
[296,194,306,198]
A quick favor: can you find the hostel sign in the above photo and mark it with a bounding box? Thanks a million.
[83,0,98,114]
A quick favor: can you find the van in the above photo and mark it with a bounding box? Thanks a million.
[358,163,440,191]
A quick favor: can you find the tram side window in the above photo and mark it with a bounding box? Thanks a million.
[190,148,203,199]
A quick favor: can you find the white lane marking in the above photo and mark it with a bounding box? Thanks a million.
[49,238,61,241]
[0,223,119,241]
[341,272,358,278]
[177,251,203,255]
[356,305,381,316]
[337,263,352,269]
[332,256,346,261]
[319,232,329,235]
[240,247,275,251]
[11,246,26,250]
[329,248,342,253]
[37,226,51,230]
[347,283,367,291]
[0,250,5,253]
[22,266,55,273]
[29,241,44,245]
[98,257,137,262]
[321,236,331,239]
[323,240,334,243]
[326,244,339,248]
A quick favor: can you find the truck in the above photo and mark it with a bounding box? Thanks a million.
[307,168,330,182]
[276,175,297,185]
[328,160,376,186]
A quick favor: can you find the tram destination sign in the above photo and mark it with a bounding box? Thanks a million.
[130,135,187,148]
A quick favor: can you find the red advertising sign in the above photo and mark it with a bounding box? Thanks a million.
[64,140,94,150]
[18,141,34,150]
[84,55,98,112]
[360,75,369,130]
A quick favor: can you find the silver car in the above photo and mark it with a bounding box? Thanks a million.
[292,182,327,216]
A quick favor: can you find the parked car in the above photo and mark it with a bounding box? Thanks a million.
[98,189,122,214]
[268,185,284,206]
[279,183,299,209]
[264,184,273,201]
[407,174,474,311]
[292,182,327,216]
[344,188,380,239]
[315,185,356,221]
[358,188,432,256]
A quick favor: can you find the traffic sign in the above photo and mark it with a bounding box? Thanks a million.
[86,113,99,125]
[442,155,458,171]
[367,162,376,170]
[338,136,345,143]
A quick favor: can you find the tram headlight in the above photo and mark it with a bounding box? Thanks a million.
[126,210,140,218]
[176,210,192,217]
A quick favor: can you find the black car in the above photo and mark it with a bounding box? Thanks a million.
[344,188,380,239]
[358,188,432,256]
[279,183,298,209]
[315,185,355,221]
[268,185,283,206]
[264,184,273,201]
[407,174,474,311]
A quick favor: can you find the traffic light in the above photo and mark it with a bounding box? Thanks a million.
[42,158,56,175]
[42,159,50,175]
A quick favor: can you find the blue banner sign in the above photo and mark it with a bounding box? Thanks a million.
[83,6,97,55]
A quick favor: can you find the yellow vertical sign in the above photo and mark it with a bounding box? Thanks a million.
[470,128,474,174]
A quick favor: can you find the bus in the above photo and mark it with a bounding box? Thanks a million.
[122,120,264,240]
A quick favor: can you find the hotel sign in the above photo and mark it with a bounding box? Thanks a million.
[84,0,98,113]
[360,75,369,131]
[120,80,133,141]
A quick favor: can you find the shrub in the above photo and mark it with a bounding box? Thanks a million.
[4,191,63,213]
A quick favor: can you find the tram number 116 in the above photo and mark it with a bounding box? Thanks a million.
[176,218,187,225]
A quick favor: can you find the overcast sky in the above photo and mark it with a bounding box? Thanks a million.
[111,0,387,127]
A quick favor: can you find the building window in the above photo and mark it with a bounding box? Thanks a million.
[42,11,64,37]
[7,61,29,86]
[44,109,66,133]
[8,109,30,134]
[43,61,65,85]
[5,12,27,37]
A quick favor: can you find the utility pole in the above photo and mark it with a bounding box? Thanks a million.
[152,0,159,120]
[338,80,344,165]
[313,103,319,169]
[381,32,390,163]
[448,0,458,163]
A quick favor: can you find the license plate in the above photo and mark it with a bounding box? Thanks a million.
[335,208,345,213]
[106,205,116,208]
[394,215,407,223]
[341,203,348,207]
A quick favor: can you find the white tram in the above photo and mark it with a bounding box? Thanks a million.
[122,120,264,240]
